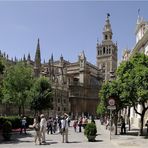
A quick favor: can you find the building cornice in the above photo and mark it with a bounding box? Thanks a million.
[131,29,148,56]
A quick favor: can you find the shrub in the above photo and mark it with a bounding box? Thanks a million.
[2,120,12,140]
[0,116,34,129]
[84,122,97,142]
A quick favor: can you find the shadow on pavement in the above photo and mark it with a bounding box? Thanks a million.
[40,141,58,145]
[66,141,82,143]
[0,131,33,144]
[94,139,103,142]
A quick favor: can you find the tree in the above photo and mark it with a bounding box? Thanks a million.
[0,59,5,100]
[98,79,124,135]
[0,59,5,74]
[30,77,53,114]
[2,62,33,115]
[117,53,148,135]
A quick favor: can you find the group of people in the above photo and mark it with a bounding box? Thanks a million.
[73,116,92,132]
[32,113,70,145]
[103,115,126,134]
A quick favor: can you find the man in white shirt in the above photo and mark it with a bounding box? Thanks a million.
[40,114,47,143]
[61,113,69,143]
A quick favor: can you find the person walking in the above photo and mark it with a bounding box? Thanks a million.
[33,117,41,145]
[47,117,53,134]
[61,113,69,143]
[73,119,78,132]
[78,117,82,132]
[120,116,126,134]
[145,120,148,133]
[20,116,27,134]
[40,114,47,143]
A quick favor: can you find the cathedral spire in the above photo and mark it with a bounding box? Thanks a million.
[34,38,41,77]
[60,54,63,61]
[27,53,31,61]
[104,13,112,32]
[103,13,113,41]
[35,38,41,68]
[51,53,54,63]
[23,54,26,61]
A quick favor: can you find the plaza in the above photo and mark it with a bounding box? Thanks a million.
[0,120,148,148]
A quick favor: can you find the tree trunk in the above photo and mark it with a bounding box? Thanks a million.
[22,104,25,116]
[113,111,118,135]
[18,106,21,116]
[128,107,131,131]
[128,118,131,131]
[139,113,144,136]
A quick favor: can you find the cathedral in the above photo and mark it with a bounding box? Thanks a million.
[0,14,117,117]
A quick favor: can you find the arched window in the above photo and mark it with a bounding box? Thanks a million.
[100,50,102,55]
[105,35,108,40]
[103,47,105,54]
[98,50,100,55]
[109,48,111,54]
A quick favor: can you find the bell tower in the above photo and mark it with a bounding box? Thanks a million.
[96,14,117,81]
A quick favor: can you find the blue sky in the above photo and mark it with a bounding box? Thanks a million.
[0,1,147,65]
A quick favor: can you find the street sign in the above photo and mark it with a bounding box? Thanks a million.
[108,98,115,106]
[107,105,116,110]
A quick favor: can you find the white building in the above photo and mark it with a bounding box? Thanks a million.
[129,14,148,128]
[133,14,148,55]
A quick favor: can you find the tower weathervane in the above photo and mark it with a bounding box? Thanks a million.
[107,13,110,19]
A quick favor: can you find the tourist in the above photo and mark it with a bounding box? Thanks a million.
[33,116,41,145]
[120,116,126,134]
[73,119,78,132]
[61,113,69,143]
[40,114,47,143]
[78,117,82,132]
[20,116,27,134]
[47,117,53,134]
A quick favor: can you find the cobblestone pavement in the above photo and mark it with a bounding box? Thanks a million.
[0,120,148,148]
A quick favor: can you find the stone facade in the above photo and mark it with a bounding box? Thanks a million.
[0,14,118,117]
[33,43,102,116]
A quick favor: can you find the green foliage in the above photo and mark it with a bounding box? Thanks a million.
[0,59,5,100]
[84,122,97,141]
[2,62,34,114]
[0,116,34,129]
[117,53,148,106]
[98,79,124,114]
[97,53,148,135]
[96,101,106,115]
[0,59,5,74]
[2,120,12,140]
[30,77,53,113]
[116,53,148,135]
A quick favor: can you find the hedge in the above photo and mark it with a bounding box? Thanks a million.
[0,116,34,129]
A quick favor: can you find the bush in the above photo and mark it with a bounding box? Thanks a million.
[0,116,34,129]
[26,116,34,128]
[84,122,97,142]
[2,120,12,140]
